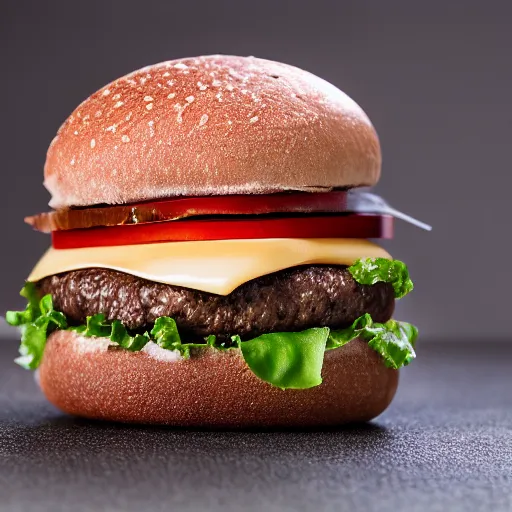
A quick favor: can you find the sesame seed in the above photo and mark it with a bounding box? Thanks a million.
[249,116,259,123]
[112,169,118,176]
[102,89,110,96]
[126,112,132,121]
[106,125,117,133]
[144,96,153,102]
[174,62,188,69]
[226,84,234,91]
[121,135,130,143]
[74,131,79,135]
[146,103,153,111]
[199,114,209,126]
[148,120,155,137]
[114,101,124,108]
[95,110,103,117]
[185,96,195,103]
[197,81,208,90]
[163,72,170,77]
[90,139,96,148]
[113,93,121,100]
[173,103,188,123]
[167,80,175,86]
[212,79,222,87]
[70,158,75,166]
[167,93,176,99]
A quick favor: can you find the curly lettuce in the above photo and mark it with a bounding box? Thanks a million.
[5,283,67,369]
[327,314,417,369]
[348,258,414,298]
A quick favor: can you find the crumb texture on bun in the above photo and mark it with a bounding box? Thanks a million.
[39,330,398,427]
[44,55,381,208]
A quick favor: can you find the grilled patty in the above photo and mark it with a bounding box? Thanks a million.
[37,266,395,340]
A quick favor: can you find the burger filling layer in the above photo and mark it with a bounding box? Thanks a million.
[7,257,418,390]
[37,266,395,340]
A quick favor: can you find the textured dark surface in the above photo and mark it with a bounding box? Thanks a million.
[0,339,511,512]
[38,266,394,338]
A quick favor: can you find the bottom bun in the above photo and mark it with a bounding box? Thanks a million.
[39,331,398,427]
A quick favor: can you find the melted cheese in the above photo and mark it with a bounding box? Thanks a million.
[28,238,390,295]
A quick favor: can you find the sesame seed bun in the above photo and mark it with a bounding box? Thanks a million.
[38,330,398,427]
[44,55,381,208]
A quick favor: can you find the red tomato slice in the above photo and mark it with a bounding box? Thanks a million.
[52,214,393,249]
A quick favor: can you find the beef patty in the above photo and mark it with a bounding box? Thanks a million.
[37,266,395,340]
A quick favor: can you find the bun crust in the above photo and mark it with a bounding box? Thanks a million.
[44,55,381,208]
[39,330,398,427]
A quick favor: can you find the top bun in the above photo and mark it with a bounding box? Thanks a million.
[44,55,381,208]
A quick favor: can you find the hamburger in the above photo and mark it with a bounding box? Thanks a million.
[6,55,426,427]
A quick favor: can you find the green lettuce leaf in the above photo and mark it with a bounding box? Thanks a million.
[365,319,418,368]
[151,317,181,349]
[151,316,195,356]
[6,284,67,369]
[150,318,234,358]
[235,328,330,390]
[84,313,112,338]
[5,282,41,326]
[73,313,151,351]
[6,283,417,388]
[348,258,413,298]
[327,313,417,369]
[110,321,150,351]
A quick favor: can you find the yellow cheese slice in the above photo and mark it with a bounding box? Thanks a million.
[28,238,390,295]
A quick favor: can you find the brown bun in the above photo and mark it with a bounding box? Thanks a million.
[44,55,381,208]
[39,330,398,427]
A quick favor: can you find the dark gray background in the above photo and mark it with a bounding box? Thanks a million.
[1,0,511,340]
